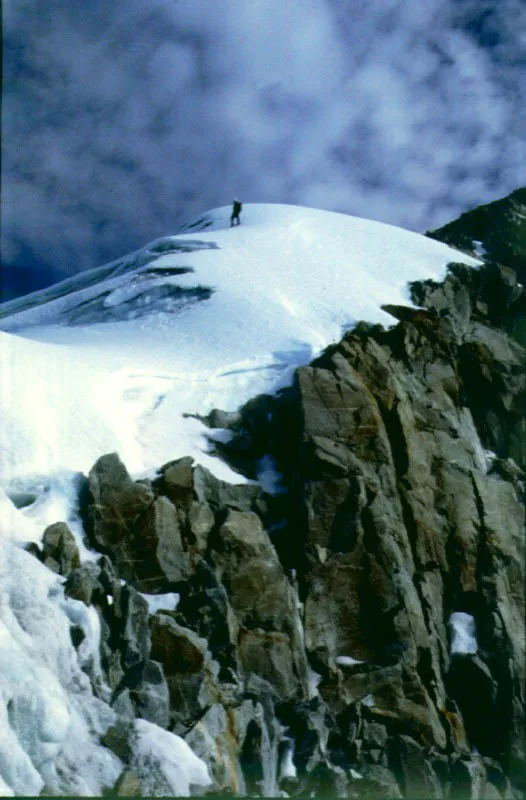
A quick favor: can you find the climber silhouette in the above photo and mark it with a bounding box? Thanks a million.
[230,199,242,227]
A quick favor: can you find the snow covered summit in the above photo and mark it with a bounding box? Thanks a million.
[0,203,479,486]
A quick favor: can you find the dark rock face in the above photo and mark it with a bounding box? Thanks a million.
[86,453,194,591]
[427,187,526,282]
[427,187,526,353]
[208,509,309,700]
[409,262,526,463]
[88,452,155,549]
[278,261,524,794]
[58,246,524,797]
[65,561,104,606]
[149,613,215,731]
[190,256,522,796]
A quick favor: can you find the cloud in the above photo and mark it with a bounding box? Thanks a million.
[2,0,525,291]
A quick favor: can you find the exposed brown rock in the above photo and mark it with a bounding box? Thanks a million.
[42,521,80,576]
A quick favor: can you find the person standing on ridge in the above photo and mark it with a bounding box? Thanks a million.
[230,199,242,227]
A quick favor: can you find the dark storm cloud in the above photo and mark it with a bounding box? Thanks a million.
[2,0,525,290]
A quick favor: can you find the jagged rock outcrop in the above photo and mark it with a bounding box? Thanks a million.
[285,302,524,790]
[427,187,526,283]
[427,188,526,350]
[201,257,524,797]
[28,249,524,797]
[409,262,526,464]
[41,521,81,575]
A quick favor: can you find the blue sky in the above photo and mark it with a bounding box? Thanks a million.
[2,0,525,299]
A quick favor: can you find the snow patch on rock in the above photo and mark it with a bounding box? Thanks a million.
[449,612,478,655]
[140,592,180,615]
[128,719,211,796]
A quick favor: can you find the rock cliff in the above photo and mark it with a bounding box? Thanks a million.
[27,198,526,798]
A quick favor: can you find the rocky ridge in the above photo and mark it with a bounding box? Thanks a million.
[427,188,526,285]
[26,245,525,796]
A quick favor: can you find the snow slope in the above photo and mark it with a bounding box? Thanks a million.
[0,203,481,796]
[0,203,480,486]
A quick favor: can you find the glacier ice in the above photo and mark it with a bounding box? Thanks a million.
[0,540,121,795]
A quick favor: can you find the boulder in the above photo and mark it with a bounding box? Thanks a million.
[186,500,215,553]
[238,701,281,797]
[176,568,240,673]
[64,562,103,606]
[150,613,209,675]
[128,496,191,590]
[159,456,195,507]
[41,521,80,576]
[86,453,196,591]
[209,509,309,697]
[210,509,294,630]
[194,464,262,512]
[156,456,263,513]
[88,453,154,550]
[150,613,215,730]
